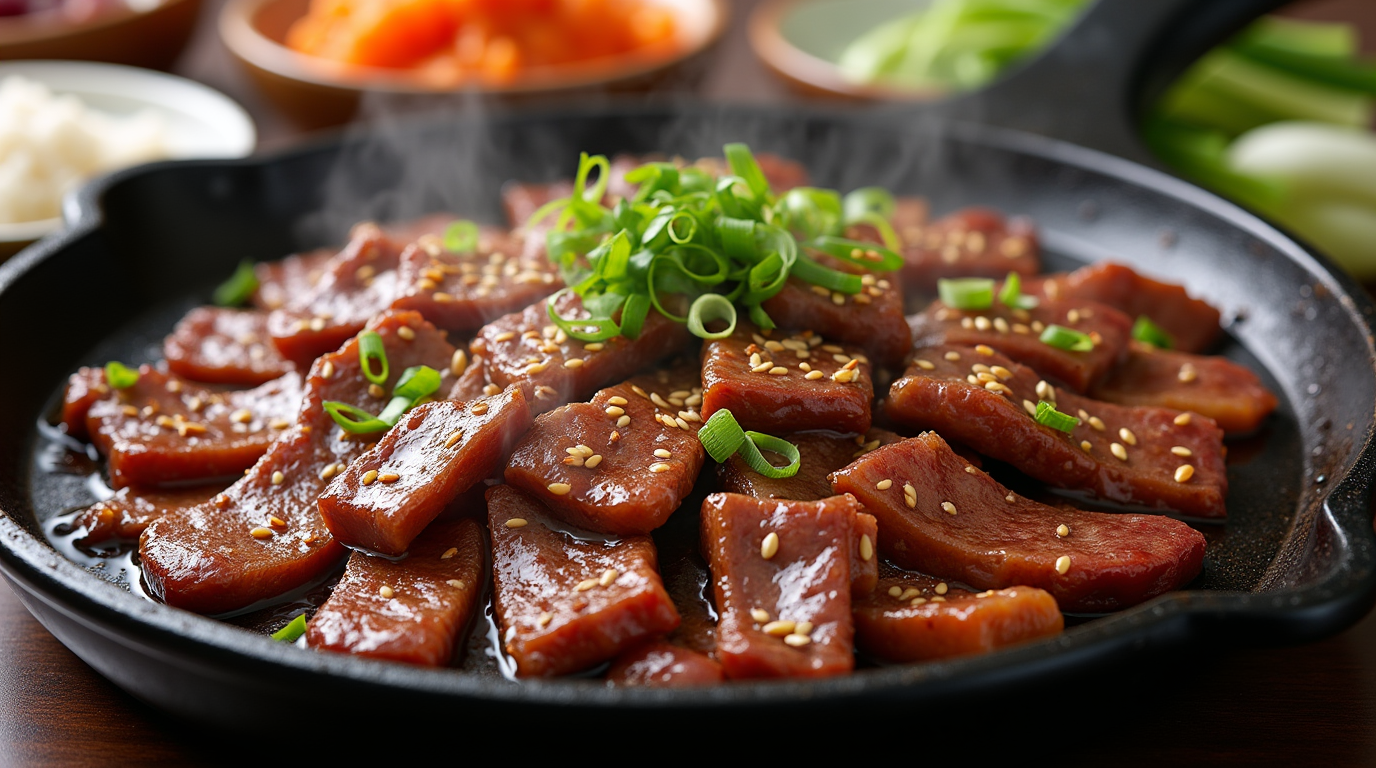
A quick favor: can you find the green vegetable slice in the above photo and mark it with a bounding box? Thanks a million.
[698,409,801,479]
[938,277,995,310]
[357,331,389,385]
[1035,401,1081,433]
[1131,316,1174,349]
[998,271,1038,309]
[271,614,308,643]
[104,361,140,390]
[443,220,479,253]
[213,260,259,307]
[1039,324,1095,352]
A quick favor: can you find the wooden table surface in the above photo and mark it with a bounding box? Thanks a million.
[5,0,1376,765]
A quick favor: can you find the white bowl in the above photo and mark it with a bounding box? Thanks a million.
[0,60,256,253]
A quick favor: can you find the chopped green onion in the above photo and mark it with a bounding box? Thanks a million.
[724,143,771,201]
[1035,401,1081,433]
[358,331,389,385]
[791,256,863,294]
[686,294,737,340]
[547,289,623,342]
[443,220,479,254]
[1131,316,1174,349]
[392,365,441,400]
[272,613,308,642]
[619,294,650,340]
[938,277,994,310]
[323,401,391,434]
[698,409,800,479]
[997,271,1038,309]
[322,366,440,435]
[1039,324,1095,352]
[213,260,258,307]
[104,361,140,390]
[806,236,904,272]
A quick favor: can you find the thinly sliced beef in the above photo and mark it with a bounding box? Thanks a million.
[306,517,485,666]
[1026,262,1222,354]
[606,641,724,687]
[718,428,903,501]
[390,232,561,333]
[887,344,1228,517]
[504,366,704,535]
[164,307,294,386]
[854,574,1063,661]
[700,325,874,434]
[472,292,692,415]
[140,311,455,614]
[701,492,864,679]
[1090,342,1277,434]
[897,207,1040,297]
[831,433,1208,612]
[73,485,221,549]
[488,485,680,677]
[909,298,1133,393]
[760,263,910,366]
[319,387,532,556]
[446,352,497,401]
[253,248,334,311]
[83,367,302,489]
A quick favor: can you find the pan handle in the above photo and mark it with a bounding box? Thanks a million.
[936,0,1288,165]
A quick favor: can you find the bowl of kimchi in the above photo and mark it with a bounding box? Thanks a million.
[220,0,728,128]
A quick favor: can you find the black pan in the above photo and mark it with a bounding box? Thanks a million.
[1,0,1374,729]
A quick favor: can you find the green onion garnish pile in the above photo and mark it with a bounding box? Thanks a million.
[323,331,441,434]
[529,143,904,342]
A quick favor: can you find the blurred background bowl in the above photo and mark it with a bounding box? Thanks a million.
[0,0,202,70]
[220,0,729,130]
[0,60,256,257]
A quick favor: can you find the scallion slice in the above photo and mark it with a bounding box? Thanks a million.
[686,294,738,340]
[1131,315,1174,349]
[271,614,308,643]
[392,365,441,401]
[1039,324,1095,352]
[998,271,1039,309]
[213,260,258,307]
[443,220,479,254]
[358,331,389,385]
[724,143,771,201]
[1035,401,1081,433]
[104,361,140,390]
[324,401,391,434]
[938,277,995,310]
[698,409,801,479]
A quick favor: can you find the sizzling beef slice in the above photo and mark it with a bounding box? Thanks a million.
[701,492,866,679]
[472,291,692,415]
[319,387,532,556]
[831,433,1207,612]
[389,231,562,334]
[140,311,455,614]
[306,517,486,666]
[488,485,680,677]
[700,325,874,434]
[853,574,1063,662]
[252,248,334,311]
[267,224,403,365]
[909,298,1133,393]
[60,367,108,440]
[84,367,303,489]
[446,352,497,401]
[1090,342,1277,434]
[760,261,911,367]
[164,307,294,386]
[606,640,725,687]
[897,207,1040,298]
[73,485,222,549]
[718,428,903,501]
[504,367,705,535]
[1026,262,1222,354]
[887,344,1228,517]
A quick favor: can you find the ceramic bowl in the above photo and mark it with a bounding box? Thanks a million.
[0,0,202,70]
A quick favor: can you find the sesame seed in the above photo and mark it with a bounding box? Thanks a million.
[250,527,273,539]
[990,365,1013,380]
[1055,556,1071,574]
[1175,464,1195,483]
[573,577,597,593]
[751,608,771,623]
[916,359,935,370]
[599,568,619,587]
[563,358,585,369]
[654,448,672,459]
[1081,440,1093,452]
[397,326,415,341]
[378,472,399,483]
[607,396,628,406]
[471,402,489,415]
[768,366,788,375]
[368,384,385,398]
[445,430,464,449]
[941,501,957,515]
[492,331,515,342]
[547,482,572,495]
[1057,524,1070,537]
[1119,428,1137,446]
[674,417,691,430]
[605,406,625,417]
[1178,364,1198,383]
[617,415,631,427]
[524,361,549,375]
[505,518,527,528]
[876,479,893,490]
[271,471,285,485]
[903,483,917,508]
[1174,413,1192,426]
[964,466,977,474]
[761,532,780,560]
[804,370,824,380]
[1171,446,1193,457]
[762,620,794,636]
[310,318,326,332]
[1110,443,1128,461]
[483,384,501,396]
[1006,493,1016,503]
[1089,416,1106,432]
[1023,400,1038,417]
[231,408,253,424]
[442,547,458,559]
[651,393,671,409]
[975,344,994,356]
[751,362,774,374]
[944,351,961,361]
[974,316,992,332]
[379,586,394,598]
[447,580,466,589]
[935,582,949,595]
[649,462,671,473]
[361,469,378,485]
[888,586,903,597]
[1035,380,1054,401]
[898,588,921,602]
[585,454,604,469]
[993,317,1010,333]
[784,633,811,647]
[831,293,845,306]
[833,368,856,383]
[860,534,874,562]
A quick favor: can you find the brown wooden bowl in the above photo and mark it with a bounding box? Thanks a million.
[0,0,203,71]
[220,0,729,130]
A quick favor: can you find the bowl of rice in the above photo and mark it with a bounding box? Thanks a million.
[0,60,256,257]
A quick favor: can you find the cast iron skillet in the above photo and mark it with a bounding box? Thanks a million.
[2,0,1375,726]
